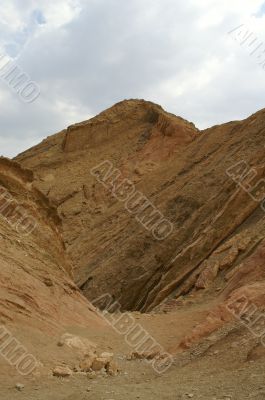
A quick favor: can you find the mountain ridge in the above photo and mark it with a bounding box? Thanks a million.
[14,99,265,316]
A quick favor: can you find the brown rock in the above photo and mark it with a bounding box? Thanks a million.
[91,357,108,371]
[53,366,73,378]
[247,345,265,362]
[129,350,160,360]
[106,360,120,376]
[87,371,97,379]
[0,157,108,355]
[219,245,239,270]
[195,261,219,289]
[79,352,97,372]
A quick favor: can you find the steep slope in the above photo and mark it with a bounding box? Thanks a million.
[0,157,109,376]
[15,100,265,318]
[15,99,198,309]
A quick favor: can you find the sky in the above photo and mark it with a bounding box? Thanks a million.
[0,0,265,157]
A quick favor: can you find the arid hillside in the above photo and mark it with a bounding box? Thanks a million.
[15,99,199,310]
[15,100,265,319]
[0,156,113,381]
[0,100,264,399]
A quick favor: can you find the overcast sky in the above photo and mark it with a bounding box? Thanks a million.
[0,0,265,157]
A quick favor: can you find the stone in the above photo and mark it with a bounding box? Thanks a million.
[52,366,73,378]
[79,352,97,372]
[15,383,24,391]
[91,357,108,371]
[57,333,96,356]
[100,352,114,361]
[87,371,97,379]
[106,360,120,376]
[195,261,219,289]
[219,245,238,270]
[129,350,160,360]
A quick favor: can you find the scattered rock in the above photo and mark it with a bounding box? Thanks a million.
[87,371,97,379]
[91,357,108,371]
[79,352,97,372]
[100,352,114,361]
[57,333,96,356]
[43,277,53,287]
[100,368,107,376]
[129,350,160,361]
[106,360,120,376]
[52,366,73,378]
[15,383,24,391]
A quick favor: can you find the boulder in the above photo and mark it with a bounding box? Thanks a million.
[106,360,120,376]
[58,333,96,356]
[91,357,109,371]
[79,352,97,372]
[52,366,73,378]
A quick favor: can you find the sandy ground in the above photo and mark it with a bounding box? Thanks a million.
[1,349,265,400]
[1,305,265,400]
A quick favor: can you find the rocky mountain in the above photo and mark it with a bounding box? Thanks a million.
[15,100,199,310]
[0,99,265,398]
[15,100,265,319]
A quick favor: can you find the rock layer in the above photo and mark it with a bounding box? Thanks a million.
[15,100,265,317]
[0,156,106,333]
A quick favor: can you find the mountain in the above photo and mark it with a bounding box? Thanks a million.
[15,100,265,316]
[1,99,264,398]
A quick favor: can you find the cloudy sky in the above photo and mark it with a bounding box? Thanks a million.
[0,0,265,157]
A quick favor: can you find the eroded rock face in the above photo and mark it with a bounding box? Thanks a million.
[14,101,265,318]
[176,237,265,349]
[14,99,199,310]
[0,157,107,335]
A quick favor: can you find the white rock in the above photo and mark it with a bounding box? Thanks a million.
[57,333,96,356]
[15,383,24,391]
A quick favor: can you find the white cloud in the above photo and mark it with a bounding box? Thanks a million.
[36,0,82,30]
[0,0,265,156]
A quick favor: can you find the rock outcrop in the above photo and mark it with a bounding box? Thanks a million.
[0,156,107,361]
[14,100,265,325]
